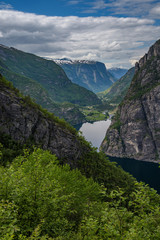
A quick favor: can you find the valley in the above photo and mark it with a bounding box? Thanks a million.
[0,39,160,239]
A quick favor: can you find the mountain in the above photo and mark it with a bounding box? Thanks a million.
[0,58,86,125]
[54,59,116,93]
[0,44,101,111]
[98,67,135,105]
[101,39,160,162]
[0,74,135,189]
[1,74,160,240]
[108,67,128,80]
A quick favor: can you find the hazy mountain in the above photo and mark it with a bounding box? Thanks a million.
[98,67,135,105]
[108,67,128,80]
[54,59,116,93]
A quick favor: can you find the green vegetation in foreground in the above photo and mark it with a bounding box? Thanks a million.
[0,147,160,239]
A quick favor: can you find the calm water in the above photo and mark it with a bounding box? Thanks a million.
[109,156,160,193]
[77,119,111,150]
[76,120,160,193]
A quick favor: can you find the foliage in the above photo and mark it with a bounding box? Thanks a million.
[0,147,160,239]
[110,112,122,132]
[0,148,104,239]
[0,133,34,165]
[80,106,108,122]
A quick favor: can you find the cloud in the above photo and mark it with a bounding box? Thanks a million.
[68,0,81,5]
[0,9,159,68]
[150,3,160,18]
[92,0,107,10]
[0,1,13,9]
[82,0,160,19]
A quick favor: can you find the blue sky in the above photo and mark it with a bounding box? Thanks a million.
[0,0,160,68]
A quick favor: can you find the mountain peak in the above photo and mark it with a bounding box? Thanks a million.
[135,39,160,73]
[101,39,160,162]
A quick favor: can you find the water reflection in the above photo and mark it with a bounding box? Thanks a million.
[78,120,111,150]
[75,120,160,193]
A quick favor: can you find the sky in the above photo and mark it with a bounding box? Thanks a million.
[0,0,160,68]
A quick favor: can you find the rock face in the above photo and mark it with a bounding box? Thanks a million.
[54,59,115,93]
[0,77,88,167]
[101,39,160,162]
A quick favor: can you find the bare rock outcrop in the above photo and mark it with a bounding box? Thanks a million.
[0,79,87,167]
[101,39,160,162]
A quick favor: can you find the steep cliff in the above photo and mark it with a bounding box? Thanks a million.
[101,39,160,162]
[0,74,136,194]
[55,59,115,93]
[0,75,88,167]
[0,59,85,125]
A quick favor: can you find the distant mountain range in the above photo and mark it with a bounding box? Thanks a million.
[108,67,128,80]
[54,58,116,93]
[0,44,101,124]
[98,67,135,105]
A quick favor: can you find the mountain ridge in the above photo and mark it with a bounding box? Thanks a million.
[101,39,160,162]
[98,67,135,105]
[0,44,102,124]
[54,58,116,93]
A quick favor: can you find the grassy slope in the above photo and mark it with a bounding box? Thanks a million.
[0,46,101,106]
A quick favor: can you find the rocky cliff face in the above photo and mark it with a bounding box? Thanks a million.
[55,59,115,93]
[101,39,160,162]
[0,77,88,167]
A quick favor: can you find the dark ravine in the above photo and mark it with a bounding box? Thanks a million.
[101,39,160,163]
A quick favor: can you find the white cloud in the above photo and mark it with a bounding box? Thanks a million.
[92,0,107,10]
[68,0,81,5]
[0,9,159,68]
[0,1,13,9]
[97,0,159,18]
[150,4,160,18]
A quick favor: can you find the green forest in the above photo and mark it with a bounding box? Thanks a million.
[0,145,160,239]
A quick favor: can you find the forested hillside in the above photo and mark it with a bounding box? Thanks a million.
[0,45,101,125]
[0,74,160,239]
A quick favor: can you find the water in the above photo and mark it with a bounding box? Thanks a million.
[76,120,160,193]
[109,156,160,193]
[77,119,111,150]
